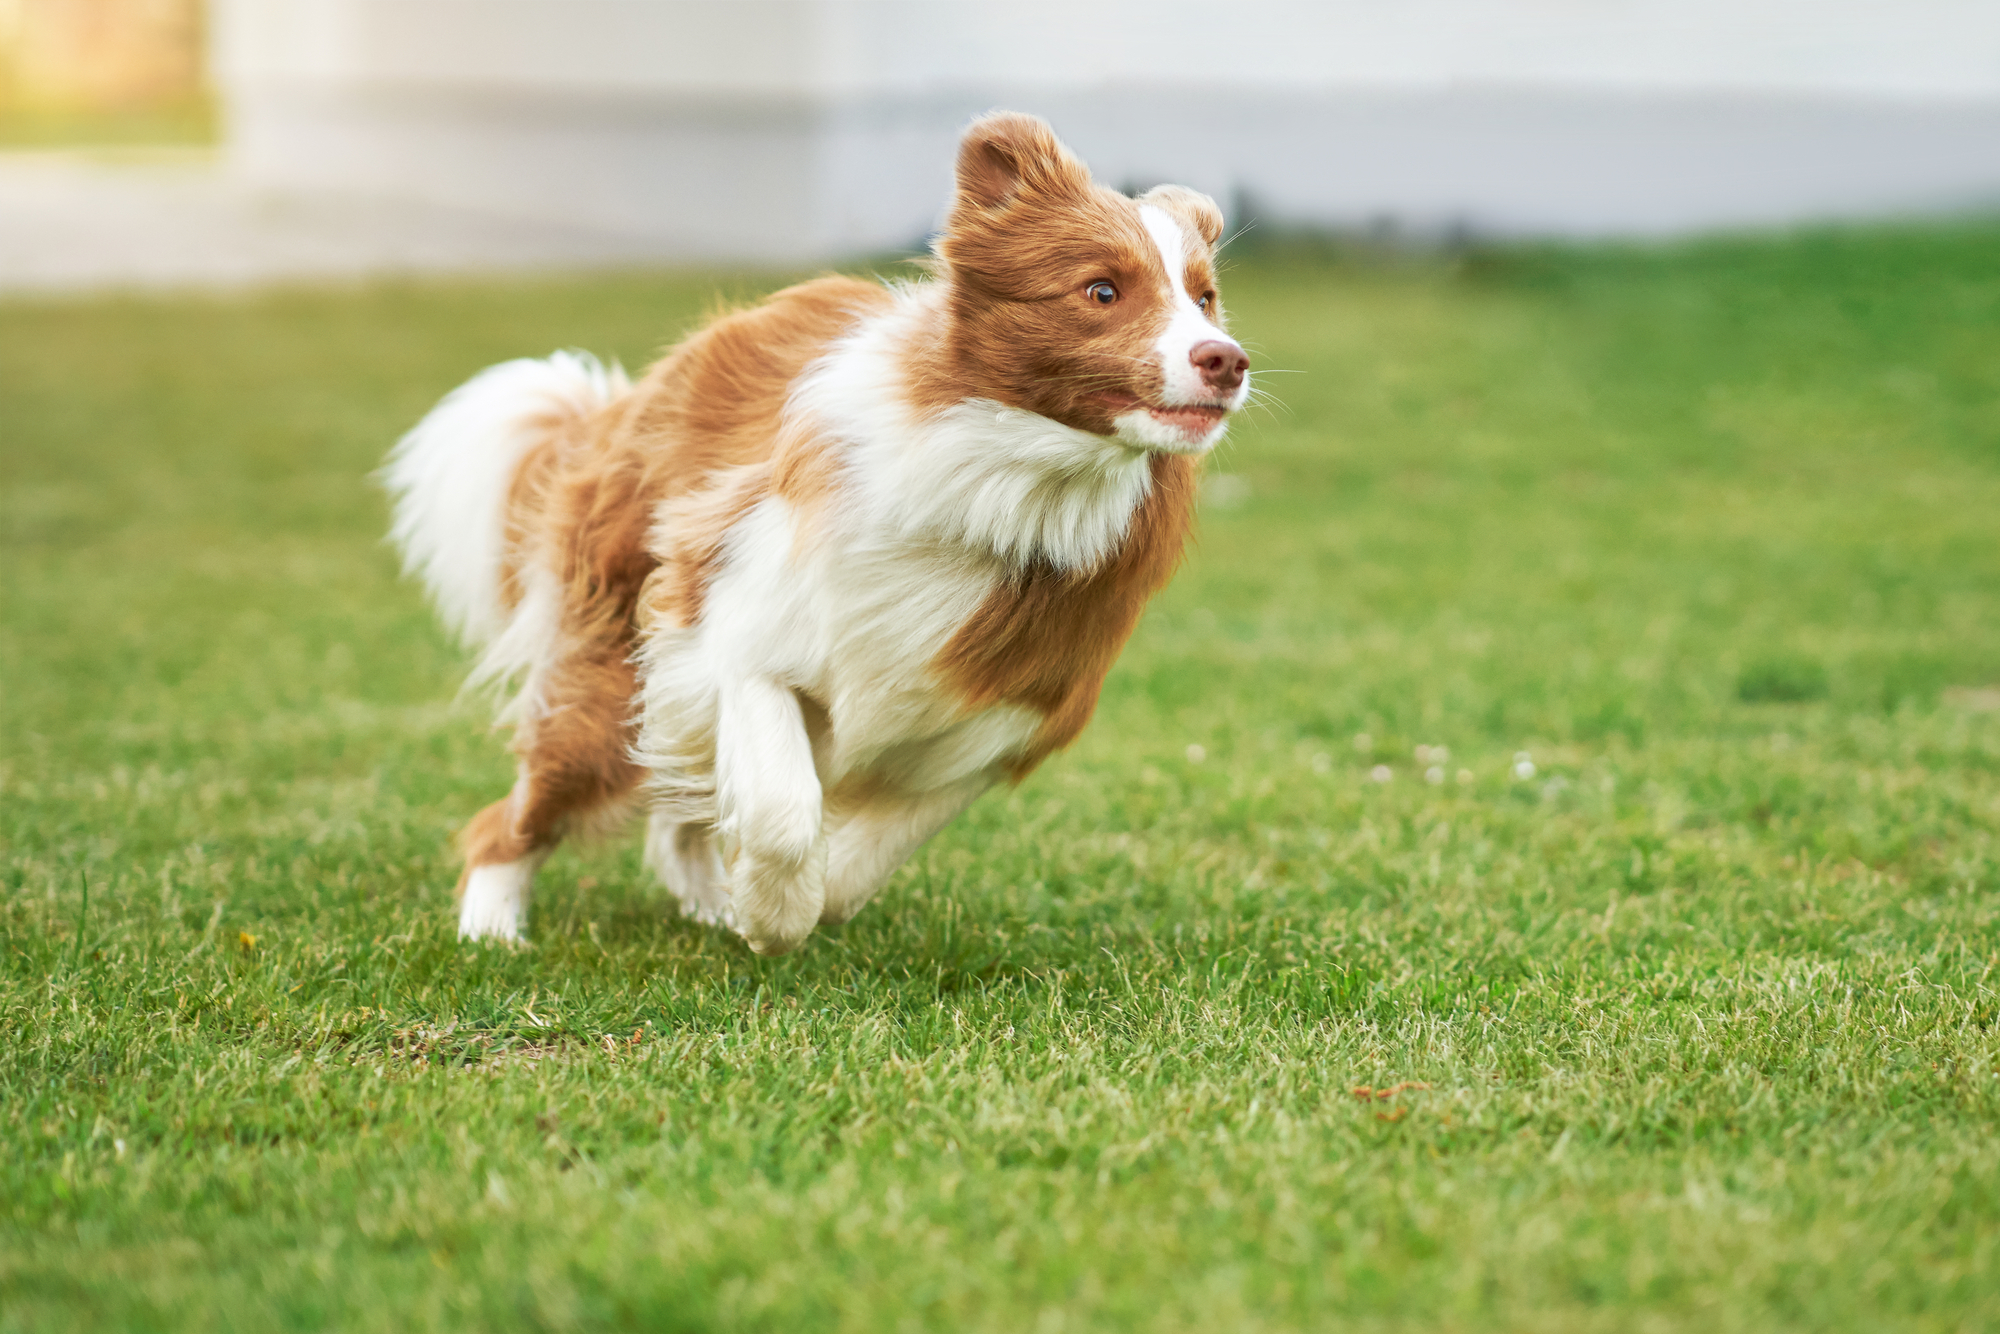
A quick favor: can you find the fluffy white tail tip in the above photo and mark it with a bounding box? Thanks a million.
[382,350,628,648]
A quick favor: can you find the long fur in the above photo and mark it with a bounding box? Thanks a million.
[382,350,629,650]
[384,113,1252,953]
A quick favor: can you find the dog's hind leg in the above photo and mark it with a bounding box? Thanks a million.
[456,646,643,942]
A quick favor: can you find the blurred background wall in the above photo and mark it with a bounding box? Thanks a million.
[11,0,2000,264]
[209,0,2000,260]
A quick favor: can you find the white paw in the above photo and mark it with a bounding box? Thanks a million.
[732,844,826,956]
[458,860,535,943]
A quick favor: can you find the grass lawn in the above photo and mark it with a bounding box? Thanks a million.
[4,225,2000,1332]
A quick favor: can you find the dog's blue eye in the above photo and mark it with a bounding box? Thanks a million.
[1197,292,1213,311]
[1088,281,1118,304]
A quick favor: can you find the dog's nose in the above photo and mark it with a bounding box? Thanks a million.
[1190,339,1249,392]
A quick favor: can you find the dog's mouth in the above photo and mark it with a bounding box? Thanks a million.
[1145,403,1230,433]
[1095,392,1232,435]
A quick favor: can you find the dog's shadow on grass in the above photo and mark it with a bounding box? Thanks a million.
[570,884,1068,1001]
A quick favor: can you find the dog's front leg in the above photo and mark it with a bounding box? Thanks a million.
[715,677,826,955]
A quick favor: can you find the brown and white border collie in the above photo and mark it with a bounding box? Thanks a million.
[383,112,1250,954]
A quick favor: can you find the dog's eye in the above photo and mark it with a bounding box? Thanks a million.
[1087,281,1118,305]
[1196,291,1214,312]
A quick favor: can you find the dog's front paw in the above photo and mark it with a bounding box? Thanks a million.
[731,845,826,956]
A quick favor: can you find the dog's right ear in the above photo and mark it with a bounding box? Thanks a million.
[953,112,1091,214]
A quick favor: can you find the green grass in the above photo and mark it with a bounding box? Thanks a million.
[4,224,2000,1332]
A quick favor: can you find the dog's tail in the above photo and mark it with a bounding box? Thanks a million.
[382,351,629,662]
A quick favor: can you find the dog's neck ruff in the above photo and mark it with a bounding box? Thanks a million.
[790,291,1156,576]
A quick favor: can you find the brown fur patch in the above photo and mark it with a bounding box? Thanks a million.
[934,452,1200,776]
[501,275,892,640]
[641,461,772,631]
[457,645,645,883]
[457,797,530,890]
[496,407,588,614]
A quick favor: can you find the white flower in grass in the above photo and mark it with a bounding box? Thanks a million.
[1370,765,1394,784]
[1186,744,1207,764]
[1513,751,1537,780]
[1426,766,1445,785]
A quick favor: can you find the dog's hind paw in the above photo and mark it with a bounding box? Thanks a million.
[457,860,536,943]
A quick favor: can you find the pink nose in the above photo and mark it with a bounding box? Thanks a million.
[1190,339,1248,392]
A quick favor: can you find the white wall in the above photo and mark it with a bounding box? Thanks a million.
[211,0,2000,258]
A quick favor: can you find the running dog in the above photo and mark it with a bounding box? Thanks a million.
[383,112,1251,953]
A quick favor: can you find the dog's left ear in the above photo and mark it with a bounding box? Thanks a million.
[952,111,1092,215]
[1139,185,1225,249]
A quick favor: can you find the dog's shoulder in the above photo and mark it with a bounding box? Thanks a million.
[628,276,894,450]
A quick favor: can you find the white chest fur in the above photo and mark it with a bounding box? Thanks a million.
[700,492,1044,796]
[636,291,1155,811]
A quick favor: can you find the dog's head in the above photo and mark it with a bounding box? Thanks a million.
[932,112,1249,454]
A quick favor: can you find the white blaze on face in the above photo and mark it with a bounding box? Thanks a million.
[1109,204,1248,454]
[1138,204,1232,406]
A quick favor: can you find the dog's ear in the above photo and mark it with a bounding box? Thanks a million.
[1139,185,1225,248]
[953,112,1091,214]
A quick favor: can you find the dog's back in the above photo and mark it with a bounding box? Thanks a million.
[498,276,894,653]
